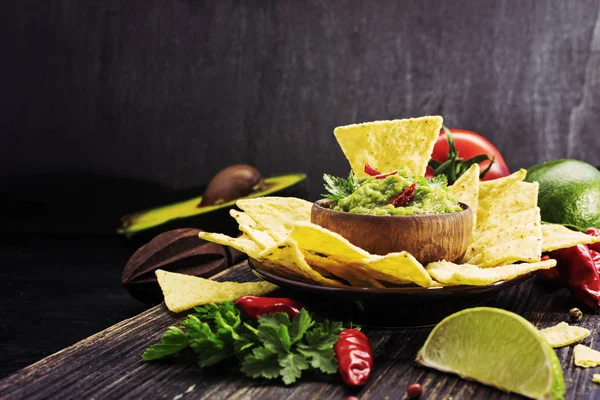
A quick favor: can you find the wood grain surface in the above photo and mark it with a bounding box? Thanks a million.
[1,261,599,400]
[2,0,600,205]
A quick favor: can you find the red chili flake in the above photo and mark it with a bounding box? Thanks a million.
[389,184,416,207]
[375,171,398,180]
[364,163,381,176]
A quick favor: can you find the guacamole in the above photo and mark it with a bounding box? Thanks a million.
[332,172,462,216]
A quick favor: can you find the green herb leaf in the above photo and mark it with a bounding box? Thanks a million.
[322,172,358,201]
[297,347,338,374]
[257,312,290,329]
[142,327,189,360]
[427,174,448,189]
[278,352,310,385]
[258,325,291,354]
[240,346,281,380]
[289,309,313,344]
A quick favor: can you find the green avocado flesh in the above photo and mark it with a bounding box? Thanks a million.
[119,173,306,237]
[334,173,461,216]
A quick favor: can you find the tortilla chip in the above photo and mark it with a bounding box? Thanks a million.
[258,238,346,287]
[449,163,480,234]
[466,174,542,267]
[426,259,556,285]
[229,210,277,249]
[289,222,433,287]
[574,344,600,368]
[463,208,542,267]
[539,322,590,348]
[236,197,312,242]
[542,224,600,252]
[333,116,443,177]
[155,269,277,313]
[302,251,385,287]
[593,374,600,384]
[198,232,262,259]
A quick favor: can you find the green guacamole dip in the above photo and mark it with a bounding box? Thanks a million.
[333,172,462,216]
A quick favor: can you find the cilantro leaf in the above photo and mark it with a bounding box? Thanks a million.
[257,312,290,329]
[258,325,291,354]
[318,319,345,336]
[289,308,312,344]
[278,352,310,385]
[297,347,337,374]
[240,346,281,380]
[322,172,359,201]
[142,327,189,360]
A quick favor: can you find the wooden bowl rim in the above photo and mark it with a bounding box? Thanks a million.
[313,198,471,220]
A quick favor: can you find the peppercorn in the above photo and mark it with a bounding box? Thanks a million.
[569,307,583,322]
[406,383,423,399]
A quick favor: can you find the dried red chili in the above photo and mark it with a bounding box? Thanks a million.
[234,296,305,320]
[364,163,398,179]
[536,255,562,283]
[334,328,373,387]
[390,184,416,207]
[585,228,600,252]
[550,244,600,310]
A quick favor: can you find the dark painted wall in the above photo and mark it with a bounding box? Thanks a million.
[2,0,600,231]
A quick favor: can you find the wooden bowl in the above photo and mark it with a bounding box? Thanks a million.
[311,199,472,264]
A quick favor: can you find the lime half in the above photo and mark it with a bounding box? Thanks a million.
[416,307,565,399]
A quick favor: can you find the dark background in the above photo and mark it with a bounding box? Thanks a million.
[1,0,600,379]
[2,0,600,233]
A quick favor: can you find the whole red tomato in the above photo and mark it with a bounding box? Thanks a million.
[426,128,510,181]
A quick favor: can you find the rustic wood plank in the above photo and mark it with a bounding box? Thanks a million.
[2,261,600,399]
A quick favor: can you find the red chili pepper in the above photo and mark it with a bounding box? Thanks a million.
[536,255,563,283]
[334,328,373,387]
[586,228,600,252]
[364,163,381,176]
[234,296,305,320]
[551,245,600,310]
[389,183,416,207]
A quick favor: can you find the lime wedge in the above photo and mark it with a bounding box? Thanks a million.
[416,307,565,400]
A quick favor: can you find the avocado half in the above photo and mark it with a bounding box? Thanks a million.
[118,173,307,242]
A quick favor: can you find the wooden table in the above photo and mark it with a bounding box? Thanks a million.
[1,261,598,400]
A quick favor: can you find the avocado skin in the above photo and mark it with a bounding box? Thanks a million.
[119,173,308,246]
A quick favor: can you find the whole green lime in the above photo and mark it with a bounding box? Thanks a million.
[525,159,600,229]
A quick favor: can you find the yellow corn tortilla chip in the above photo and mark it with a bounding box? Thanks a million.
[463,208,542,266]
[302,251,385,288]
[466,174,542,267]
[229,210,277,249]
[333,116,443,177]
[539,322,590,348]
[288,222,433,287]
[198,231,262,259]
[449,163,480,235]
[593,374,600,384]
[426,259,556,285]
[155,269,277,313]
[236,197,312,242]
[542,224,600,252]
[574,344,600,368]
[258,238,346,287]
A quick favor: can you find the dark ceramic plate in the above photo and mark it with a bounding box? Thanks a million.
[249,258,535,327]
[249,258,533,300]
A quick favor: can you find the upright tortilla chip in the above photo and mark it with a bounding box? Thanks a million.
[466,172,542,267]
[156,269,277,313]
[237,197,312,242]
[289,222,433,287]
[541,224,600,252]
[449,163,480,234]
[334,116,443,177]
[426,259,555,285]
[539,322,590,348]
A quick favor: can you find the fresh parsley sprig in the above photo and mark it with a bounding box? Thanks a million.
[142,301,346,385]
[322,171,359,201]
